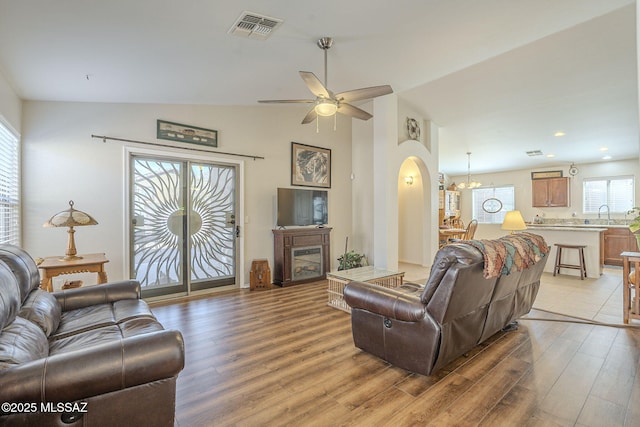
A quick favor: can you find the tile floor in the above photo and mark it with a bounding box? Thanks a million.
[398,262,636,327]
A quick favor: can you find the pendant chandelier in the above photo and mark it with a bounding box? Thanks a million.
[457,152,481,189]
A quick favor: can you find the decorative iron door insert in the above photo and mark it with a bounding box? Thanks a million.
[130,155,237,297]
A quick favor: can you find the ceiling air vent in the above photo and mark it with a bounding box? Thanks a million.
[526,150,544,157]
[228,11,283,40]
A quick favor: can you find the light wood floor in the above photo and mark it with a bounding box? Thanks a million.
[151,280,640,427]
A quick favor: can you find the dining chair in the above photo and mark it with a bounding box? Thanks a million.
[449,218,465,229]
[464,219,478,240]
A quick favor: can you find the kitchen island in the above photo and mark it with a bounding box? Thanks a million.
[527,225,607,279]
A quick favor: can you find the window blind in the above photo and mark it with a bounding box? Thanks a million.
[583,177,633,213]
[472,186,515,224]
[0,121,19,245]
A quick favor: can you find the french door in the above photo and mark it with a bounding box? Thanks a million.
[130,154,238,297]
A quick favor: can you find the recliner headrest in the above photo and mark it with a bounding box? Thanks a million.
[0,245,41,303]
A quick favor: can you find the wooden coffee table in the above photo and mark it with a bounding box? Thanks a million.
[327,266,404,313]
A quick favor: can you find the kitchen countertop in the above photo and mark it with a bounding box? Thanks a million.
[527,223,627,231]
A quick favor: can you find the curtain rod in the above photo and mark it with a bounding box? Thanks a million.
[91,134,265,160]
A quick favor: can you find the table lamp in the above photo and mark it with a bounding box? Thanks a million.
[43,200,98,261]
[501,210,527,234]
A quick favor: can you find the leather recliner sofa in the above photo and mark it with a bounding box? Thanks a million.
[344,233,549,376]
[0,245,184,426]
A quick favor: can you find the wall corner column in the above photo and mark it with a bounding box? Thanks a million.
[372,94,399,270]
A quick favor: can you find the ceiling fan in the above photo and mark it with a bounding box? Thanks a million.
[258,37,393,124]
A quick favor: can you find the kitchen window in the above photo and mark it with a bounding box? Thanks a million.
[583,176,634,214]
[472,186,515,224]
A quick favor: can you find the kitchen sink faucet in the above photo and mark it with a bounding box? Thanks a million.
[598,204,611,225]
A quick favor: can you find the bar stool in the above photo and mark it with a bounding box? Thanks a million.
[553,243,587,280]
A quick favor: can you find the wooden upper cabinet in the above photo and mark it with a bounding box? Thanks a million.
[532,177,570,207]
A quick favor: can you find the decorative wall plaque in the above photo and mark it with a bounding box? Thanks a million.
[406,117,420,140]
[531,170,563,180]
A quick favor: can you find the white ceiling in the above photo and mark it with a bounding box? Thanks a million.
[0,0,637,175]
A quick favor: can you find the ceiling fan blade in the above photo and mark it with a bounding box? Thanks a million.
[258,99,314,104]
[337,103,373,121]
[299,71,331,98]
[335,85,393,103]
[301,107,318,124]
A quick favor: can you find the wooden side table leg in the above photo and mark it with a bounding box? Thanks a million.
[41,275,53,292]
[634,261,640,323]
[97,271,108,284]
[623,257,631,324]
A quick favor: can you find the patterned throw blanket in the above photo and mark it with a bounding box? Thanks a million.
[460,232,549,279]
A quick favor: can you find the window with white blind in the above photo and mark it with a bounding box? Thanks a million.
[583,176,634,214]
[0,120,19,245]
[472,186,515,224]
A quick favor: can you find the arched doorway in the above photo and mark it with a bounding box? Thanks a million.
[398,157,424,265]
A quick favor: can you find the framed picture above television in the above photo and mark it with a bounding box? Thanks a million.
[157,120,218,147]
[291,142,331,188]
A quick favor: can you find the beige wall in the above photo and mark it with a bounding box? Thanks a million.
[0,71,21,132]
[20,101,353,289]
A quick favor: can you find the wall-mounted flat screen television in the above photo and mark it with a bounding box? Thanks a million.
[277,188,328,227]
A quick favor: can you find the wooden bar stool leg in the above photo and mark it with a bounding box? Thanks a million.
[579,247,586,280]
[553,246,562,276]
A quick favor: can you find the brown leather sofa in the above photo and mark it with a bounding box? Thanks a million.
[344,233,549,376]
[0,245,184,426]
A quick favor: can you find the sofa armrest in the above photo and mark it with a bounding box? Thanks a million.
[0,330,184,404]
[344,281,426,322]
[54,280,141,312]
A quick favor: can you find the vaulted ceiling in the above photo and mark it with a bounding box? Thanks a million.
[0,0,637,175]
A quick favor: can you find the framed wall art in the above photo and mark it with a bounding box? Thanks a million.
[157,120,218,147]
[531,170,563,180]
[291,142,331,188]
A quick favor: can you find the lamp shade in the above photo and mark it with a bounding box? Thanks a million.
[44,200,98,228]
[501,210,527,232]
[43,200,98,260]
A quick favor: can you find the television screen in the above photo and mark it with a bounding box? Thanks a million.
[277,188,328,226]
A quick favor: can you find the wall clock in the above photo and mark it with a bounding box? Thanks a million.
[406,118,420,140]
[568,163,579,176]
[482,198,503,214]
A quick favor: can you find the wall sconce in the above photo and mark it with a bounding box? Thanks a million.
[404,176,414,186]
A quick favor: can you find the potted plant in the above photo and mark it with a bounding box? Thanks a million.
[337,250,366,271]
[628,207,640,249]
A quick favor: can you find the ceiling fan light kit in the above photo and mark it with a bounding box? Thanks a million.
[315,99,338,117]
[258,37,393,128]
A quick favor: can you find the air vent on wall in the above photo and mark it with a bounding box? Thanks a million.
[526,150,544,157]
[228,11,283,40]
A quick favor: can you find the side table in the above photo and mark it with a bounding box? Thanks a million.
[38,253,109,292]
[622,251,640,324]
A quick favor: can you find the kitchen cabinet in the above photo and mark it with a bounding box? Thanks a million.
[532,177,570,207]
[603,227,640,266]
